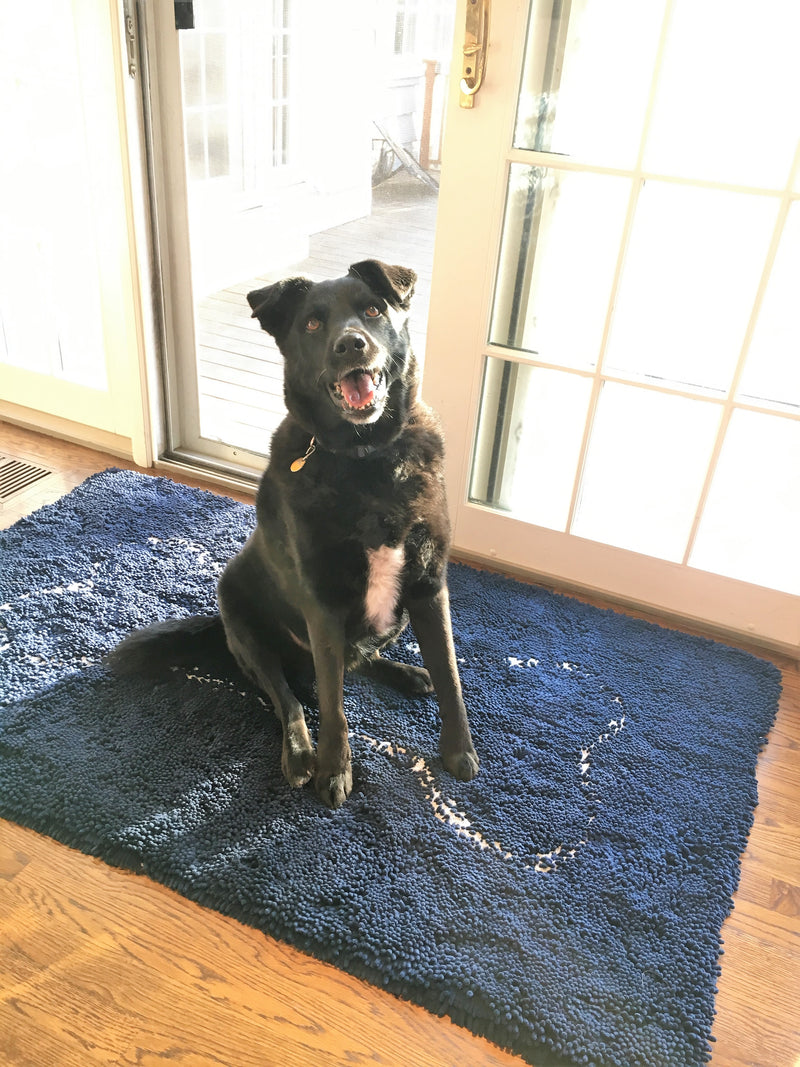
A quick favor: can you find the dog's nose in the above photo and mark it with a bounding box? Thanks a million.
[334,331,367,357]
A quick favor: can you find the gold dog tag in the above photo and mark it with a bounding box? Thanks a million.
[290,437,316,472]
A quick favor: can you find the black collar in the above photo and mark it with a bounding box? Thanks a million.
[289,434,379,472]
[327,441,379,459]
[314,431,382,459]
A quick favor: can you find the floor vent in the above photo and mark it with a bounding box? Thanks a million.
[0,456,53,500]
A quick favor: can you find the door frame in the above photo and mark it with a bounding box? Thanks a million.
[423,0,800,656]
[135,0,270,479]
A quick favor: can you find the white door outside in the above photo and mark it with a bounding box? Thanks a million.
[0,1,149,463]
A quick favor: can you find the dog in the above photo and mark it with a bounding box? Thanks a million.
[107,259,478,808]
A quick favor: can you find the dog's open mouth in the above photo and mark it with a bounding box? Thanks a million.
[331,368,387,418]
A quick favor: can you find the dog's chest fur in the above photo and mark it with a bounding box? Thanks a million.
[262,409,448,636]
[365,544,405,633]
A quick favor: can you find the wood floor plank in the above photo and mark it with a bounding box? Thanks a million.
[199,350,283,384]
[198,379,286,418]
[0,822,521,1067]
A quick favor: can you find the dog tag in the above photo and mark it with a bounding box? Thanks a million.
[290,437,316,473]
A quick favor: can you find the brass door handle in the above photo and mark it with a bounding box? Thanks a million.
[459,0,490,108]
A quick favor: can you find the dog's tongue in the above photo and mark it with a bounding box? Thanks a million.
[341,371,375,409]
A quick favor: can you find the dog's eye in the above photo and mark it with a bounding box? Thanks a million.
[305,317,321,332]
[365,306,381,318]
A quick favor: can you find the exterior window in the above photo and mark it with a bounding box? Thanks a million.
[180,0,293,187]
[394,0,418,57]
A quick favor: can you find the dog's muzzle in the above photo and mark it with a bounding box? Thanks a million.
[329,330,387,417]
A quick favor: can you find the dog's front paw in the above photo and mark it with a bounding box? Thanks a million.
[282,741,316,788]
[442,747,480,782]
[315,764,353,809]
[281,720,316,788]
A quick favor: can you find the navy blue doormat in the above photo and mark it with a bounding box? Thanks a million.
[0,470,781,1066]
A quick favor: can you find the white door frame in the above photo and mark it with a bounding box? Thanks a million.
[138,0,311,478]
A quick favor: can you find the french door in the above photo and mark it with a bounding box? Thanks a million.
[142,0,454,476]
[425,0,800,653]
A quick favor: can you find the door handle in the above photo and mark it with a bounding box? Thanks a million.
[459,0,490,108]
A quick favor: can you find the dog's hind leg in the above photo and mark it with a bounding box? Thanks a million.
[357,653,433,697]
[407,587,479,782]
[219,550,316,788]
[227,627,316,788]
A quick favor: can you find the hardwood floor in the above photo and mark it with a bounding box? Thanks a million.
[1,423,798,1067]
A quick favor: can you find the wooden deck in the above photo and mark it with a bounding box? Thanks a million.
[196,173,440,455]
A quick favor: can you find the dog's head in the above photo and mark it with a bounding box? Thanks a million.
[247,260,419,451]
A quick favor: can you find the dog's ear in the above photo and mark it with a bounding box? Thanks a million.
[348,260,417,311]
[247,277,313,343]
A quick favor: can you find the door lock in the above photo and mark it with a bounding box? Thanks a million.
[459,0,490,108]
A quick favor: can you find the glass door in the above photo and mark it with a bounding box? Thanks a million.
[0,0,148,462]
[425,0,800,652]
[142,0,456,475]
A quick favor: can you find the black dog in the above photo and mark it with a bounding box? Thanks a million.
[108,259,478,808]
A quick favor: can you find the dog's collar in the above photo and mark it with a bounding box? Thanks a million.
[332,441,379,459]
[290,435,378,471]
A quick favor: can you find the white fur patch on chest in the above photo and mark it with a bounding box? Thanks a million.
[365,544,405,634]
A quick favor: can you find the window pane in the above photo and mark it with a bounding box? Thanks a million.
[737,202,800,411]
[606,182,777,393]
[470,360,593,531]
[206,109,230,178]
[490,165,629,368]
[690,411,800,594]
[644,0,800,187]
[204,34,227,106]
[198,0,226,29]
[572,384,721,560]
[180,34,203,109]
[185,112,207,181]
[514,0,664,167]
